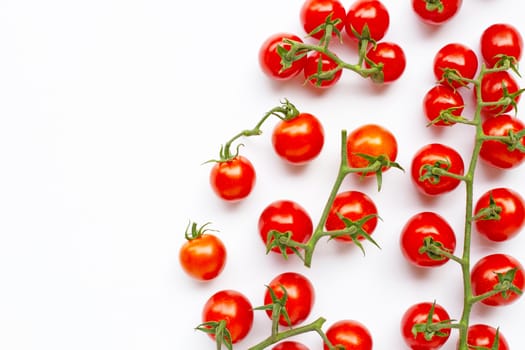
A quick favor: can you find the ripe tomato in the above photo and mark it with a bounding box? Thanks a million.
[201,289,254,344]
[346,123,398,176]
[179,226,226,280]
[479,114,525,169]
[325,190,378,243]
[259,33,307,80]
[272,112,325,164]
[401,301,451,350]
[480,23,523,68]
[209,156,256,201]
[304,51,342,88]
[324,319,373,350]
[474,187,525,242]
[258,199,313,254]
[263,272,315,326]
[433,43,478,88]
[400,211,456,268]
[411,0,462,25]
[478,70,521,117]
[365,41,406,83]
[299,0,346,39]
[471,253,525,306]
[344,0,390,42]
[423,84,465,126]
[272,341,309,350]
[463,324,509,350]
[411,143,465,196]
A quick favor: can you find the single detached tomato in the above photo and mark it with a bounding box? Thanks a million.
[264,272,315,326]
[471,253,525,306]
[479,114,525,169]
[272,112,325,164]
[300,0,346,39]
[478,70,521,117]
[259,33,307,80]
[210,156,256,201]
[423,84,465,126]
[272,341,310,350]
[201,289,254,344]
[365,41,406,83]
[325,190,378,243]
[304,51,342,88]
[400,211,456,268]
[463,324,509,350]
[346,123,398,176]
[481,23,523,68]
[433,43,478,88]
[412,0,462,25]
[401,301,451,350]
[411,143,465,196]
[324,319,373,350]
[258,199,313,254]
[474,187,525,242]
[344,0,390,42]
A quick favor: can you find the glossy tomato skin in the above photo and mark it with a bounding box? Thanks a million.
[480,23,523,68]
[324,319,373,350]
[400,211,456,268]
[210,156,256,201]
[272,113,325,164]
[365,41,406,83]
[478,70,521,117]
[433,43,478,88]
[259,33,307,80]
[300,0,346,39]
[471,253,525,306]
[423,84,465,126]
[474,187,525,242]
[411,143,465,196]
[412,0,462,25]
[344,0,390,42]
[304,51,342,88]
[202,290,254,343]
[264,272,315,326]
[462,324,509,350]
[272,341,310,350]
[258,200,313,254]
[479,114,525,169]
[179,233,226,280]
[401,302,451,350]
[325,190,378,243]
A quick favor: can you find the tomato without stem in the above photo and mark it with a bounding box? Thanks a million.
[412,0,462,25]
[324,319,373,350]
[479,114,525,169]
[179,232,226,281]
[401,301,451,350]
[259,33,307,80]
[210,156,256,201]
[304,51,342,88]
[272,341,310,350]
[463,324,509,350]
[300,0,346,39]
[480,23,523,68]
[344,0,390,42]
[433,43,478,88]
[423,84,465,126]
[365,41,406,83]
[478,70,521,117]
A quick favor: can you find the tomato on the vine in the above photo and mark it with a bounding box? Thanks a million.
[344,0,390,42]
[471,253,525,306]
[259,33,307,80]
[423,84,465,126]
[463,324,509,350]
[365,41,406,83]
[401,301,451,350]
[324,319,373,350]
[479,114,525,169]
[299,0,346,39]
[480,23,523,68]
[263,272,315,326]
[433,43,478,88]
[209,155,256,201]
[304,51,342,88]
[478,70,521,117]
[412,0,462,25]
[272,112,325,164]
[272,341,310,350]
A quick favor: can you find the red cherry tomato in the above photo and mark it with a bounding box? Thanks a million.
[471,253,525,306]
[480,23,523,68]
[411,143,465,196]
[258,199,313,254]
[344,0,390,42]
[304,51,342,88]
[272,112,325,164]
[201,289,254,344]
[479,114,525,169]
[463,324,509,350]
[324,319,373,350]
[474,187,525,242]
[272,341,310,350]
[210,156,256,201]
[300,0,346,39]
[478,70,521,117]
[400,211,457,268]
[179,229,226,281]
[412,0,462,25]
[365,41,406,83]
[263,272,315,326]
[433,43,478,88]
[401,301,451,350]
[259,33,307,80]
[423,84,465,126]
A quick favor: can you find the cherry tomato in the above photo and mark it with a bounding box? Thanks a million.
[365,41,406,83]
[411,143,465,196]
[304,51,342,88]
[433,43,478,88]
[272,112,325,164]
[471,253,525,306]
[346,123,398,176]
[300,0,346,39]
[325,190,378,243]
[478,70,521,117]
[412,0,462,25]
[344,0,390,42]
[423,84,465,126]
[479,114,525,169]
[324,319,373,350]
[401,301,451,350]
[474,187,525,242]
[463,324,509,350]
[201,289,254,344]
[480,23,523,68]
[400,211,456,268]
[210,156,256,201]
[272,341,309,350]
[258,199,313,254]
[179,227,226,281]
[259,33,307,80]
[263,272,315,326]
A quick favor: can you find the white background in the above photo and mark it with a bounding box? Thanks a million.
[1,0,524,349]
